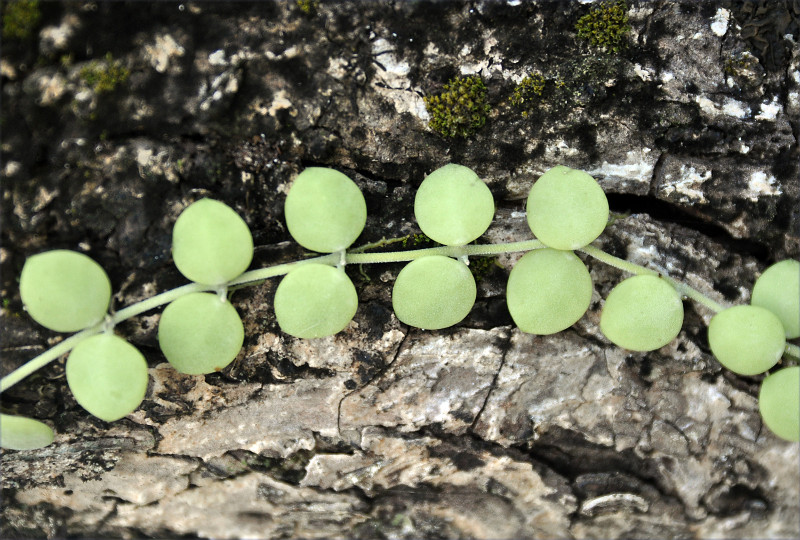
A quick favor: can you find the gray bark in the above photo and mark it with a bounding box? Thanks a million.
[2,1,798,538]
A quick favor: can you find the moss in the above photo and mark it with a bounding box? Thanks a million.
[296,0,319,16]
[401,233,434,248]
[724,53,759,76]
[469,256,498,282]
[510,73,546,117]
[80,53,130,94]
[423,75,491,138]
[2,0,41,40]
[575,0,630,53]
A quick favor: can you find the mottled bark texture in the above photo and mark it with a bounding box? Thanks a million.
[2,1,799,538]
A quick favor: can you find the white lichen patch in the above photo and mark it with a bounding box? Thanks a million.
[720,97,749,118]
[371,37,426,118]
[144,33,185,73]
[659,164,710,204]
[633,63,653,81]
[326,57,349,80]
[695,95,750,119]
[586,148,655,187]
[208,49,226,66]
[39,14,80,55]
[458,34,505,78]
[198,71,239,112]
[746,171,781,201]
[267,89,293,117]
[134,143,179,183]
[544,140,580,160]
[3,160,21,177]
[755,97,782,121]
[710,8,729,37]
[30,70,67,106]
[0,59,16,79]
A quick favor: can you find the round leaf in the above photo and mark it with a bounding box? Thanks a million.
[20,250,111,333]
[414,164,495,246]
[392,255,476,329]
[274,263,358,338]
[507,248,593,334]
[0,414,54,450]
[172,198,254,285]
[751,259,800,339]
[526,166,609,250]
[158,292,244,374]
[66,334,149,422]
[600,274,683,351]
[708,305,785,376]
[284,168,367,253]
[759,366,800,442]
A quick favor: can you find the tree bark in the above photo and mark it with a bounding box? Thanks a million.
[2,1,798,538]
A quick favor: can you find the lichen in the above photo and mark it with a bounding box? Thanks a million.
[2,0,41,40]
[80,53,130,94]
[510,73,546,117]
[575,0,630,54]
[423,75,491,138]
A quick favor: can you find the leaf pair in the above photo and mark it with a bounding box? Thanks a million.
[20,253,148,422]
[4,250,149,449]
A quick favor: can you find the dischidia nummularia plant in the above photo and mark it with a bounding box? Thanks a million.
[1,164,799,450]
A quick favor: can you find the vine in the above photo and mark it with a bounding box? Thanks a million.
[1,164,798,450]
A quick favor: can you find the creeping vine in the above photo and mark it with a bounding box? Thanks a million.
[1,164,798,451]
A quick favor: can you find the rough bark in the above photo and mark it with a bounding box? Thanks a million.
[1,1,798,538]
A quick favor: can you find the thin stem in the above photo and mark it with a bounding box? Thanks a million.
[228,253,338,286]
[0,236,787,393]
[579,245,727,313]
[662,277,727,313]
[0,328,99,392]
[346,239,546,264]
[579,245,659,277]
[113,282,209,322]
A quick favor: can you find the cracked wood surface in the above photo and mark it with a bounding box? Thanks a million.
[2,1,799,538]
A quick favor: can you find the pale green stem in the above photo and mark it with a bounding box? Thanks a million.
[579,245,660,277]
[347,236,409,254]
[1,237,795,393]
[579,245,728,313]
[345,239,546,264]
[228,253,338,286]
[0,328,98,393]
[112,282,210,322]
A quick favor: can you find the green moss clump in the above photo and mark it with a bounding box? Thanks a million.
[575,0,630,53]
[80,53,130,94]
[724,53,759,77]
[401,233,434,248]
[2,0,41,40]
[296,0,319,16]
[469,256,497,282]
[424,75,491,138]
[510,73,546,117]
